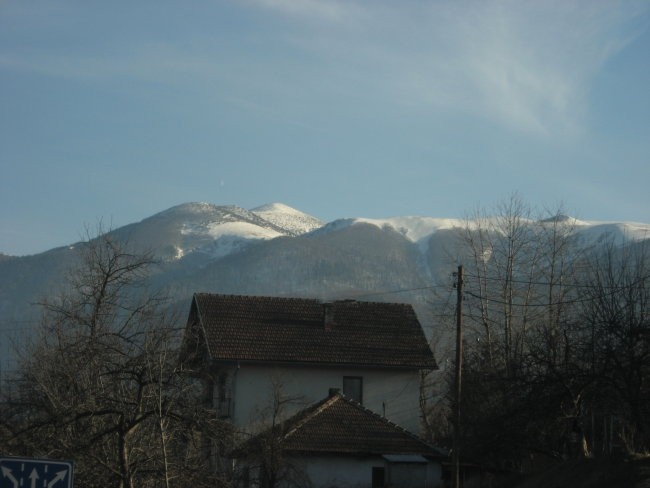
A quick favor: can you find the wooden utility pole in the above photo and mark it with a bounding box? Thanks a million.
[452,265,464,488]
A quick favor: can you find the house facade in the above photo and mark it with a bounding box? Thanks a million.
[212,362,426,434]
[181,293,443,487]
[182,293,437,434]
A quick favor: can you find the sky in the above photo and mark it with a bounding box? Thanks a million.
[1,0,649,256]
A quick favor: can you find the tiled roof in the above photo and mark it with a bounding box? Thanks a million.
[189,293,436,369]
[237,393,446,457]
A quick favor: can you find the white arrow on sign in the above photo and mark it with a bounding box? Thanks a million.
[0,466,18,488]
[47,469,67,488]
[28,467,39,488]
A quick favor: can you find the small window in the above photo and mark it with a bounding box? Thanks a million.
[218,373,227,399]
[372,467,385,488]
[343,376,363,404]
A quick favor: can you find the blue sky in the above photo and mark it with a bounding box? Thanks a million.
[1,0,649,256]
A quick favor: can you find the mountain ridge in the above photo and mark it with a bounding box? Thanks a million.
[3,202,649,258]
[1,201,649,377]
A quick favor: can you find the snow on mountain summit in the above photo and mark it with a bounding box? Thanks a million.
[353,216,464,243]
[316,215,650,256]
[108,203,290,262]
[252,202,304,215]
[251,203,323,236]
[157,202,220,217]
[82,202,650,266]
[317,216,465,249]
[116,202,323,262]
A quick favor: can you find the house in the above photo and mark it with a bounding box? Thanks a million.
[181,293,443,487]
[234,390,447,488]
[182,293,437,434]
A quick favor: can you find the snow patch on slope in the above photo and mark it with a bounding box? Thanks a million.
[251,203,323,236]
[354,217,463,242]
[573,221,650,246]
[317,216,466,253]
[199,221,283,240]
[176,211,286,260]
[137,203,293,262]
[158,202,218,217]
[315,216,650,263]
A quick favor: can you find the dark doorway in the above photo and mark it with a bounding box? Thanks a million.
[372,467,385,488]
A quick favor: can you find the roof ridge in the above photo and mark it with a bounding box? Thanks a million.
[235,393,447,459]
[282,394,343,440]
[340,395,444,454]
[284,393,437,450]
[193,292,415,307]
[194,292,322,302]
[190,293,437,369]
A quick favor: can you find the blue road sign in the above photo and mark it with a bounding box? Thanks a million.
[0,457,73,488]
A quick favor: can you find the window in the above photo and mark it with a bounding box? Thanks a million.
[343,376,363,404]
[216,373,231,418]
[372,467,385,488]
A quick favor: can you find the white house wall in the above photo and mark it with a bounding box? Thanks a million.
[293,455,384,488]
[285,455,443,488]
[388,462,443,488]
[229,363,423,434]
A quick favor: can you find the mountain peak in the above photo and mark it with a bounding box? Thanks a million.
[156,202,225,217]
[251,202,299,213]
[250,203,323,236]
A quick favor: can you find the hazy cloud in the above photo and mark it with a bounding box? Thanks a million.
[249,0,648,135]
[1,1,647,136]
[247,0,357,22]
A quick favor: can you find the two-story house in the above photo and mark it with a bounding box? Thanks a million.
[181,293,445,487]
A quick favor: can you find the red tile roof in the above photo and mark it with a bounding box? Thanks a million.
[188,293,436,369]
[236,393,446,457]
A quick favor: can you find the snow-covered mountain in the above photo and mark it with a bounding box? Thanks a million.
[316,215,650,253]
[1,201,648,377]
[107,202,324,262]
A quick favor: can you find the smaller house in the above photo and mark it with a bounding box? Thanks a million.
[235,390,447,488]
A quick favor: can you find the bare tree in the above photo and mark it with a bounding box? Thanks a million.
[0,231,231,488]
[423,196,650,468]
[235,378,310,488]
[577,238,650,454]
[441,197,593,465]
[458,194,560,375]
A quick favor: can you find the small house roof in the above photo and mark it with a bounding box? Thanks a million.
[185,293,436,369]
[236,393,446,458]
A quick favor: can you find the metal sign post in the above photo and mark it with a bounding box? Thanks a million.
[0,457,73,488]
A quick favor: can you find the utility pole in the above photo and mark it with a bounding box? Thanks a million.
[452,265,464,488]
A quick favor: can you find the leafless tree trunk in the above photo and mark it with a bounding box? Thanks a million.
[578,238,650,454]
[0,230,232,488]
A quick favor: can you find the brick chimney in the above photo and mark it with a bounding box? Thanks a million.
[323,302,334,331]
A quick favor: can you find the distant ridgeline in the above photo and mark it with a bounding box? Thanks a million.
[1,201,648,378]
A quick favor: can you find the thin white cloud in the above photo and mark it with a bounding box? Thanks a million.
[1,1,647,136]
[248,0,649,136]
[248,0,353,22]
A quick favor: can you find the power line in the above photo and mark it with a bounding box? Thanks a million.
[348,283,451,300]
[463,272,650,290]
[464,290,598,309]
[463,272,649,309]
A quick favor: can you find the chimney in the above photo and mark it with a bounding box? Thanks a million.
[328,388,341,397]
[323,302,334,331]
